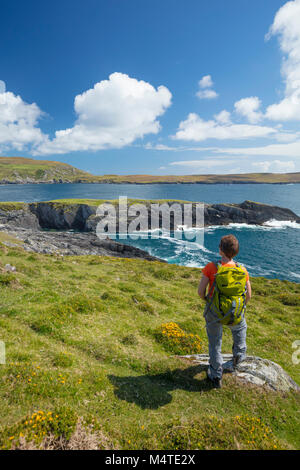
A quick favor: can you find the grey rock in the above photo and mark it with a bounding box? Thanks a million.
[0,226,163,262]
[177,354,300,392]
[29,202,96,230]
[4,264,16,272]
[0,208,40,230]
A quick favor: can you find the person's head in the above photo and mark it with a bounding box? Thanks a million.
[219,234,239,259]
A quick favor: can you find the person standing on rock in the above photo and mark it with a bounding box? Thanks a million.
[198,234,252,389]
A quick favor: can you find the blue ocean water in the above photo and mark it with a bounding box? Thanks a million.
[117,222,300,283]
[0,182,299,214]
[0,183,299,282]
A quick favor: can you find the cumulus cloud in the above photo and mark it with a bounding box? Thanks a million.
[196,74,218,99]
[196,89,218,99]
[199,75,214,88]
[265,0,300,120]
[234,97,263,123]
[35,73,172,155]
[0,85,45,152]
[173,2,300,145]
[173,112,276,142]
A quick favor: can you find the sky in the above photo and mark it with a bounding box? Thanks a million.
[1,0,300,175]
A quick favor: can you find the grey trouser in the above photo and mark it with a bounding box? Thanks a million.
[204,307,247,380]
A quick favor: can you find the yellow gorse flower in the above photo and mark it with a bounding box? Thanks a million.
[158,322,204,355]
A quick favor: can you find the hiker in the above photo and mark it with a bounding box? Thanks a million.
[198,234,252,389]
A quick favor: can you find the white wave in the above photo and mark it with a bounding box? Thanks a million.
[228,223,262,230]
[205,220,300,231]
[290,271,300,280]
[263,219,300,229]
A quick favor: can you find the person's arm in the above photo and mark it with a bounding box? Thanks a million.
[246,280,252,304]
[198,275,210,301]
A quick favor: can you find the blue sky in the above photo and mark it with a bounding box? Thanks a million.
[1,0,300,175]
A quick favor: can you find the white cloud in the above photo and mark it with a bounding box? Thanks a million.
[173,113,276,142]
[234,97,263,123]
[170,159,236,168]
[35,73,172,155]
[214,110,231,124]
[199,75,214,88]
[0,80,6,94]
[252,160,296,172]
[0,88,45,152]
[274,131,300,142]
[196,89,218,100]
[196,74,218,99]
[173,2,300,148]
[145,142,220,152]
[212,140,300,158]
[265,0,300,120]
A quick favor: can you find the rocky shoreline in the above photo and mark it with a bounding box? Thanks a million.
[0,199,299,259]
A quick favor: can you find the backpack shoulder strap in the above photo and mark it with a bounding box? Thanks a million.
[206,261,220,300]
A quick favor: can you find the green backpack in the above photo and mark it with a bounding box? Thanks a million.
[206,261,247,326]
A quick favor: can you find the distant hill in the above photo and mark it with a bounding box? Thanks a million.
[0,156,299,184]
[0,157,95,183]
[95,172,300,184]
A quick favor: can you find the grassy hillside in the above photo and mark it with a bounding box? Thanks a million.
[0,235,299,450]
[96,172,300,184]
[0,157,94,183]
[0,157,299,184]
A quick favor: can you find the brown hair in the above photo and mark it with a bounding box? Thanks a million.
[219,234,239,258]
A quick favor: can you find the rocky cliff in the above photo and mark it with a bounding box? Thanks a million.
[0,199,298,258]
[27,199,300,231]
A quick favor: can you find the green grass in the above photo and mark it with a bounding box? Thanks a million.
[0,241,299,449]
[0,157,93,183]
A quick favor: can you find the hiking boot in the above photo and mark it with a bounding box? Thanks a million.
[206,372,222,389]
[233,354,244,369]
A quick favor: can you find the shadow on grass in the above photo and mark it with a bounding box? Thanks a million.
[108,365,214,409]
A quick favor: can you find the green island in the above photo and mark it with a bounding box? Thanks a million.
[0,157,299,184]
[0,233,299,450]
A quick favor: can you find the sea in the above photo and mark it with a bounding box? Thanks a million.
[0,182,299,283]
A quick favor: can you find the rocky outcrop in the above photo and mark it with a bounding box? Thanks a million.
[0,226,163,261]
[0,207,40,230]
[29,202,95,230]
[204,201,300,226]
[0,199,298,260]
[177,354,300,392]
[0,199,299,233]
